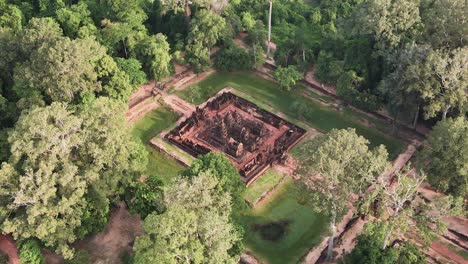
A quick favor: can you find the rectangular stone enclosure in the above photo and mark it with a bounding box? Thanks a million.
[165,91,306,185]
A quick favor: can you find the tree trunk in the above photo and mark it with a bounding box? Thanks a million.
[382,207,400,250]
[122,39,128,58]
[302,49,306,62]
[326,213,336,261]
[266,0,272,59]
[184,0,191,30]
[382,229,392,250]
[412,104,420,129]
[442,105,450,120]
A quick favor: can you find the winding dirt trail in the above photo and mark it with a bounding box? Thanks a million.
[0,235,19,264]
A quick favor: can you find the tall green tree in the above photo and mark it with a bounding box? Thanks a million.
[186,10,226,72]
[365,165,463,249]
[341,223,426,264]
[0,0,23,32]
[408,47,468,119]
[422,0,468,49]
[14,37,133,104]
[419,117,468,198]
[133,172,241,264]
[160,0,211,29]
[352,0,421,58]
[297,129,390,260]
[134,34,172,81]
[0,98,146,258]
[273,65,303,90]
[378,43,431,130]
[55,2,96,38]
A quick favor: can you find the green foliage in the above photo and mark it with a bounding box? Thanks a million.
[337,70,381,112]
[127,175,165,219]
[55,2,96,38]
[182,152,246,211]
[65,250,91,264]
[420,117,468,198]
[0,253,8,264]
[134,34,171,81]
[352,0,422,55]
[297,128,389,259]
[0,129,9,162]
[75,189,110,239]
[0,98,146,258]
[341,223,426,264]
[134,172,242,264]
[241,12,255,31]
[19,239,45,264]
[314,51,343,86]
[115,58,147,86]
[0,0,23,32]
[186,10,226,72]
[120,250,134,264]
[422,0,467,49]
[215,45,253,71]
[273,66,303,90]
[407,47,468,119]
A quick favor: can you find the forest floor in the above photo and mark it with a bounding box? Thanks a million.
[74,203,143,264]
[0,235,19,264]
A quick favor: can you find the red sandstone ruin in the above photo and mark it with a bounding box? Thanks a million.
[165,92,306,185]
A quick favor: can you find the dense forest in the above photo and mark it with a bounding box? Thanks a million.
[0,0,466,263]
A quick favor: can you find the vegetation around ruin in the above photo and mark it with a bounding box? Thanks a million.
[0,0,466,263]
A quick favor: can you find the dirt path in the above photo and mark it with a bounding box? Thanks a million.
[304,67,336,95]
[74,202,143,264]
[431,241,467,264]
[0,235,19,264]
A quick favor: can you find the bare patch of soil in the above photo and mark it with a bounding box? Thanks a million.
[74,202,143,264]
[0,235,19,264]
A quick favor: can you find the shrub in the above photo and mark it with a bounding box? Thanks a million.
[0,253,9,264]
[341,224,425,264]
[172,50,185,64]
[127,175,165,219]
[65,250,90,264]
[121,250,134,264]
[115,58,147,86]
[337,70,382,112]
[215,45,253,71]
[19,239,44,264]
[314,51,343,86]
[75,188,110,239]
[273,66,303,90]
[290,101,309,120]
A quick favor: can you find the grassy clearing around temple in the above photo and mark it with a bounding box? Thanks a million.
[244,168,284,205]
[240,177,328,264]
[131,106,184,183]
[174,71,404,158]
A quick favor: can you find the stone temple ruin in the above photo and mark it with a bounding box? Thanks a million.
[165,92,306,185]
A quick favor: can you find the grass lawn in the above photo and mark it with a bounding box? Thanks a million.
[244,168,284,205]
[131,106,184,183]
[174,71,404,158]
[240,177,328,264]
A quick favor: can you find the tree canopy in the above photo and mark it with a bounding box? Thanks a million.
[0,98,146,258]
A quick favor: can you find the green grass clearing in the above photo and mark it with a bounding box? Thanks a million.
[175,71,404,158]
[240,177,328,264]
[244,169,284,205]
[131,106,184,183]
